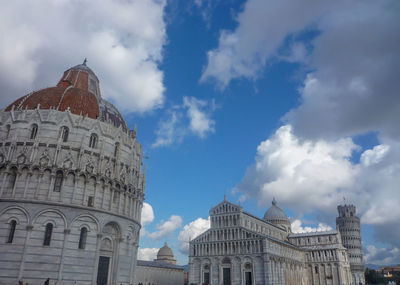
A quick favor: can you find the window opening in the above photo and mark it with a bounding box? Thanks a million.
[53,171,63,192]
[61,127,69,142]
[30,124,38,139]
[43,223,53,246]
[78,227,88,249]
[7,220,17,243]
[89,134,98,148]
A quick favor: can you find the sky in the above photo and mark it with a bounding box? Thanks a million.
[1,0,400,266]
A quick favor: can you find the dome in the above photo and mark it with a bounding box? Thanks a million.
[263,198,288,221]
[5,60,128,132]
[155,242,176,265]
[157,242,174,258]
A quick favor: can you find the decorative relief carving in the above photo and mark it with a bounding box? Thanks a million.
[62,151,74,169]
[39,149,50,167]
[85,156,95,174]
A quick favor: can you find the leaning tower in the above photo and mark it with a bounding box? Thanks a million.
[336,204,365,285]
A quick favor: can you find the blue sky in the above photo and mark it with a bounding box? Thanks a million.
[1,0,399,266]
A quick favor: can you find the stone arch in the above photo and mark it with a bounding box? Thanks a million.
[0,205,30,225]
[102,221,121,238]
[33,208,67,228]
[71,214,100,232]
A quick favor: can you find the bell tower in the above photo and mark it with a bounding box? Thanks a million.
[336,204,365,285]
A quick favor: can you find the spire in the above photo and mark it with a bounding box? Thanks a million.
[83,58,87,66]
[272,197,277,206]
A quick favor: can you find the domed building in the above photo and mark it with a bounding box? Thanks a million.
[134,242,184,285]
[155,242,177,264]
[189,197,364,285]
[0,61,145,285]
[263,198,291,233]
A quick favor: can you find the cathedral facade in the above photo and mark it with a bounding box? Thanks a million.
[0,62,145,285]
[189,198,365,285]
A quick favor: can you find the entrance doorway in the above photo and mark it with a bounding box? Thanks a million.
[223,268,231,285]
[245,271,252,285]
[204,272,210,284]
[96,256,110,285]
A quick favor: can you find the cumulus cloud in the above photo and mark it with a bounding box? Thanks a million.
[235,125,400,250]
[200,0,339,88]
[286,1,400,139]
[202,0,400,140]
[178,217,210,254]
[152,96,216,147]
[148,215,183,240]
[137,248,159,261]
[364,245,400,265]
[0,0,167,113]
[236,125,359,212]
[183,97,216,138]
[141,202,155,226]
[291,219,332,234]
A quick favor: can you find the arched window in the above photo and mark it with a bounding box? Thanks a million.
[114,142,119,157]
[53,171,63,192]
[61,126,69,142]
[7,220,17,243]
[43,223,53,246]
[89,134,98,148]
[9,168,17,189]
[6,125,10,139]
[78,227,88,249]
[30,124,38,139]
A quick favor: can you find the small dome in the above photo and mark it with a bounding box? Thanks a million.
[157,242,174,258]
[155,242,176,265]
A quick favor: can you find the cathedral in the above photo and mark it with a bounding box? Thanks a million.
[0,62,145,285]
[189,198,365,285]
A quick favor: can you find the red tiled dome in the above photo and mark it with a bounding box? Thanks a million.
[5,86,100,119]
[5,62,129,131]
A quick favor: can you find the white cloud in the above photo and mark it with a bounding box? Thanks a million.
[200,0,339,88]
[236,125,359,212]
[178,217,210,254]
[183,97,215,138]
[364,245,400,265]
[152,110,184,148]
[141,202,155,226]
[148,215,183,240]
[291,219,332,234]
[138,247,159,261]
[235,125,400,250]
[152,96,216,147]
[360,145,390,167]
[0,0,167,113]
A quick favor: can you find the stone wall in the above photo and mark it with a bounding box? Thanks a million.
[0,108,144,285]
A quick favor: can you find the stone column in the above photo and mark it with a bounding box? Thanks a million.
[22,172,32,198]
[337,264,343,285]
[58,229,71,282]
[47,172,56,199]
[34,173,43,199]
[0,171,8,197]
[109,189,114,211]
[70,175,77,203]
[331,263,336,285]
[11,171,22,197]
[82,179,88,206]
[92,233,103,285]
[18,225,33,279]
